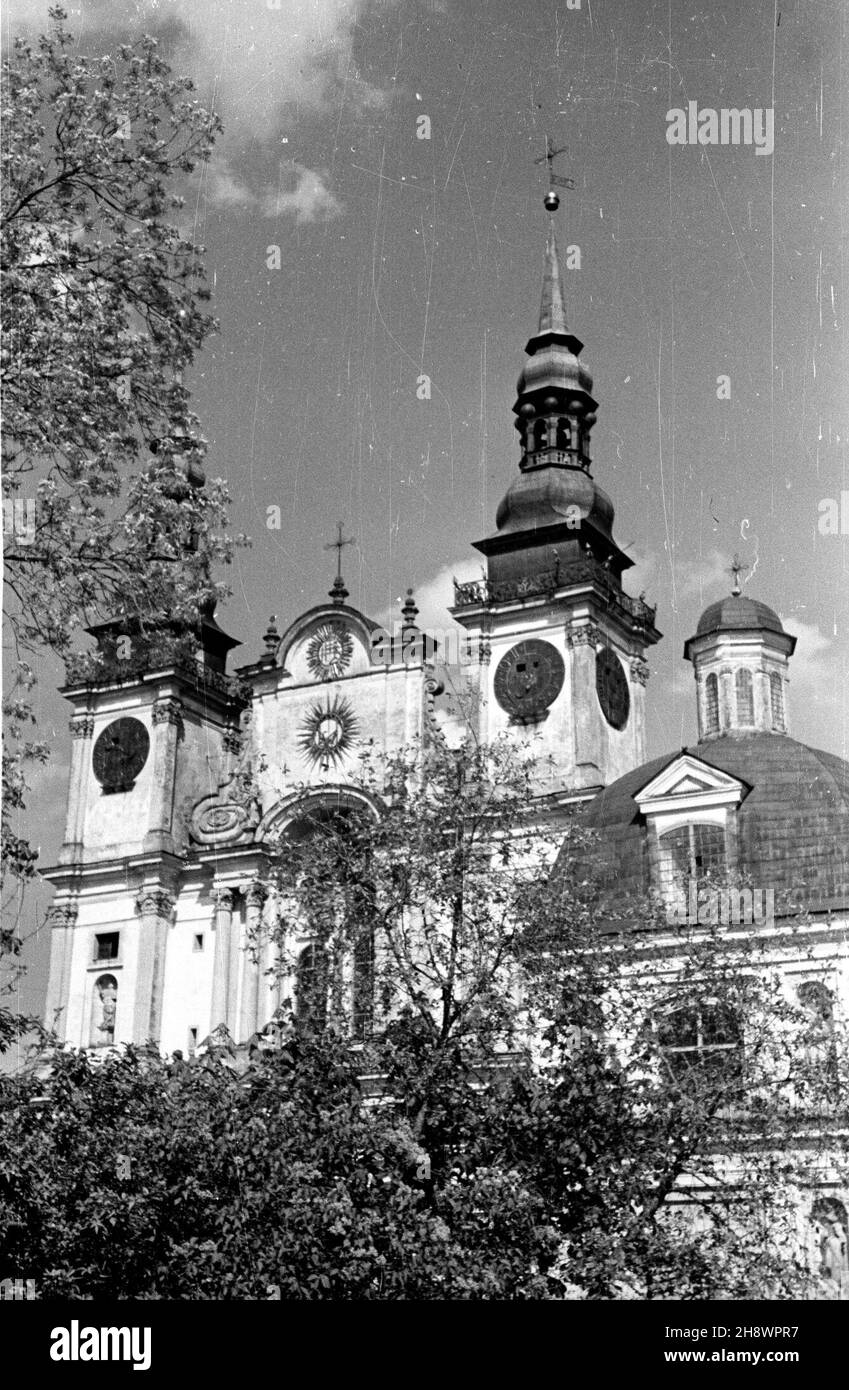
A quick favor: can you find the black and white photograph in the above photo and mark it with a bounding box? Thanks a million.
[1,0,847,1355]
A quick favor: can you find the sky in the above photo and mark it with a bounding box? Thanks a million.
[4,0,847,1025]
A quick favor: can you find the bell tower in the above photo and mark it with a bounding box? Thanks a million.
[451,188,661,804]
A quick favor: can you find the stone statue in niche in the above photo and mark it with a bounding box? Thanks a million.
[812,1199,848,1295]
[92,975,117,1046]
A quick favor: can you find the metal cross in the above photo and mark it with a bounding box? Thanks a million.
[729,553,748,596]
[324,521,355,582]
[535,135,575,191]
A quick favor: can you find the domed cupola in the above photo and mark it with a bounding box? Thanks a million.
[684,571,797,741]
[512,222,598,476]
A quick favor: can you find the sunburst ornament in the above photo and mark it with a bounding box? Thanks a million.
[306,622,354,681]
[298,694,360,770]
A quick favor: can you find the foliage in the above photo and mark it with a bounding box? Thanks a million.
[0,1036,554,1300]
[1,7,241,889]
[254,735,848,1299]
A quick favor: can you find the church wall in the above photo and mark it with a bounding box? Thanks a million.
[250,663,425,805]
[60,891,143,1050]
[174,706,234,853]
[158,883,217,1056]
[80,693,157,858]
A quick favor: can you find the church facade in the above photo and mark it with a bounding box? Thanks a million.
[40,207,849,1293]
[42,214,666,1058]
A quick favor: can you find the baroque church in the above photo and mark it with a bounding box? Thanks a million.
[41,199,849,1291]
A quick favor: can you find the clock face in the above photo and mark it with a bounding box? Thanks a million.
[596,647,630,730]
[92,717,150,793]
[493,639,565,722]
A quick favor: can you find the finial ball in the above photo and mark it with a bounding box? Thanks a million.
[544,190,560,212]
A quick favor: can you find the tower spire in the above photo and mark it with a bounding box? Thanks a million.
[538,221,569,339]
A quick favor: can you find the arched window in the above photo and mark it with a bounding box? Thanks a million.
[704,672,719,735]
[798,979,834,1026]
[735,667,754,724]
[769,671,785,731]
[798,981,838,1097]
[296,944,328,1034]
[656,1003,742,1086]
[657,823,727,914]
[810,1199,848,1295]
[533,418,547,453]
[90,974,117,1047]
[556,419,572,451]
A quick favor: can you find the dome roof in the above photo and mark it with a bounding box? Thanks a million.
[516,343,595,400]
[495,466,614,537]
[580,734,849,919]
[695,594,786,639]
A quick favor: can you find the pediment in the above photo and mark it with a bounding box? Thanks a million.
[278,605,379,684]
[635,753,746,814]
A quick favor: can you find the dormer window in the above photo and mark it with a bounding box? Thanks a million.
[735,668,754,724]
[657,823,727,914]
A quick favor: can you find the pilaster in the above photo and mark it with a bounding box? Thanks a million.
[134,888,176,1045]
[59,716,94,863]
[143,698,184,855]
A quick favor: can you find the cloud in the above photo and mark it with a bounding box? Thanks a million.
[622,548,658,602]
[201,155,342,222]
[780,616,846,759]
[6,1,381,225]
[260,163,342,223]
[675,548,730,603]
[375,558,483,638]
[205,160,257,209]
[4,0,393,134]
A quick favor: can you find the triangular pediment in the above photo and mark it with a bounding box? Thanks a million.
[635,753,746,812]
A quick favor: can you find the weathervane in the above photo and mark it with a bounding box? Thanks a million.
[535,134,575,211]
[325,521,355,603]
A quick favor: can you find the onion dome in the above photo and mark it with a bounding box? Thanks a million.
[495,468,615,539]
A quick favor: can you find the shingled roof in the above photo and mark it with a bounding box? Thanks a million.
[582,733,849,918]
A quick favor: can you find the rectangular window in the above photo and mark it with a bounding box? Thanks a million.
[94,932,120,962]
[193,933,204,952]
[188,1027,198,1057]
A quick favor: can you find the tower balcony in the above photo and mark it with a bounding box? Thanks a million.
[452,554,657,631]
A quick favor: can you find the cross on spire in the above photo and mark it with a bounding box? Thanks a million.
[729,553,748,597]
[325,521,355,603]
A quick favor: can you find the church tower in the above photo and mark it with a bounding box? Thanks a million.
[451,198,661,804]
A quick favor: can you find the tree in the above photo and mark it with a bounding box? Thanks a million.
[1,7,241,883]
[1,737,844,1298]
[1,9,243,1040]
[0,1035,556,1299]
[255,734,848,1299]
